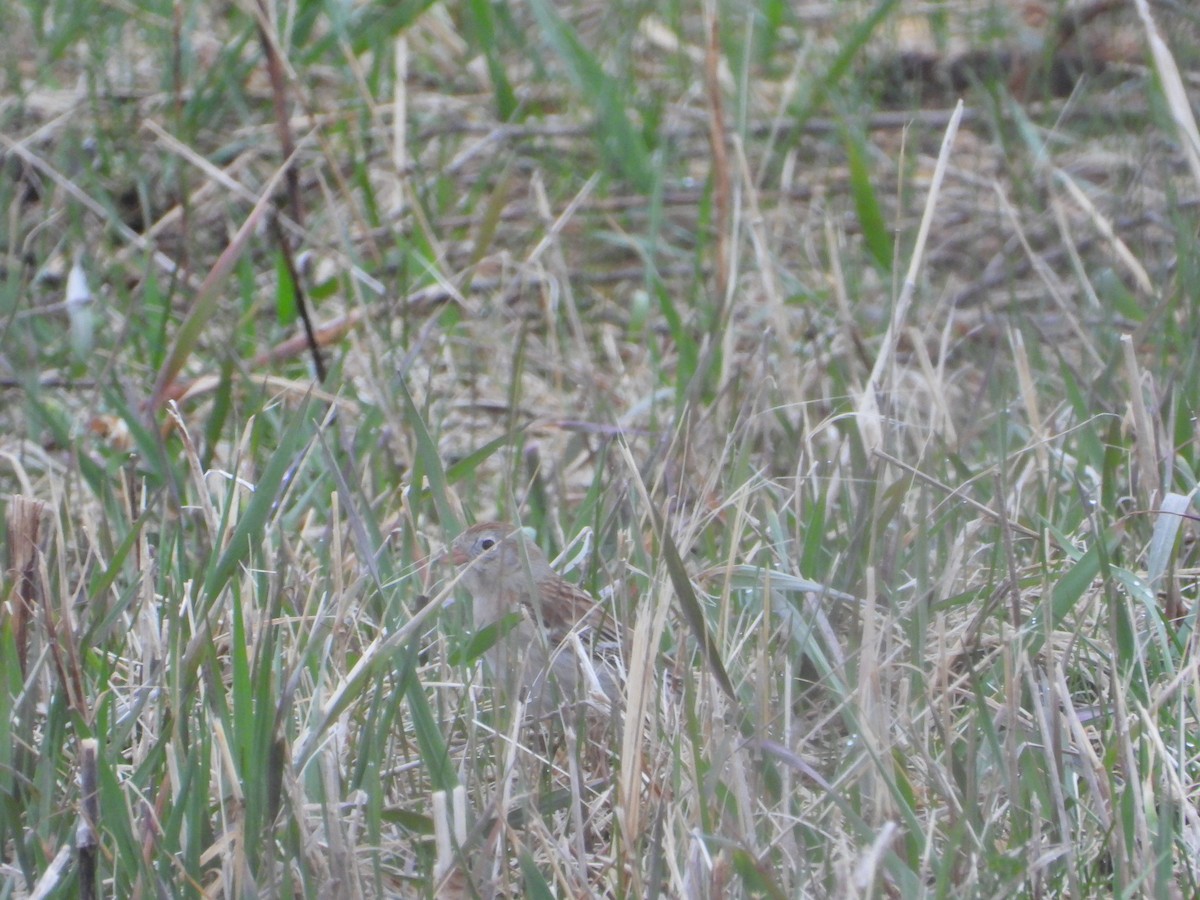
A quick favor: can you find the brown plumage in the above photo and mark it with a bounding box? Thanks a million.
[448,521,622,713]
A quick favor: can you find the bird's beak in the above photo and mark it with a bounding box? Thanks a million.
[448,546,468,566]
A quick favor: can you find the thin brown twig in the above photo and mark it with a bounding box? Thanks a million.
[253,0,326,383]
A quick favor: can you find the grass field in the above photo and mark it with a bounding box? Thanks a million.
[3,0,1200,896]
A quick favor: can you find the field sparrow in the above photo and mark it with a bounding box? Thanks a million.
[448,521,622,714]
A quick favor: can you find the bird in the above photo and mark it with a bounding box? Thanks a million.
[447,521,623,715]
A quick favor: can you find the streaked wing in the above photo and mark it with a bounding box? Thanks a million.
[530,576,624,647]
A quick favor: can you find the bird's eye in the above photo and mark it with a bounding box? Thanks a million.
[479,538,495,551]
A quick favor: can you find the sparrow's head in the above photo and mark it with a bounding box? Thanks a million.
[450,521,552,578]
[450,521,518,562]
[448,522,554,618]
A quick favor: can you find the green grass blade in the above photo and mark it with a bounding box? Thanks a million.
[793,0,901,124]
[466,0,518,120]
[203,400,316,605]
[397,377,458,530]
[649,504,737,702]
[526,0,653,191]
[842,124,892,271]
